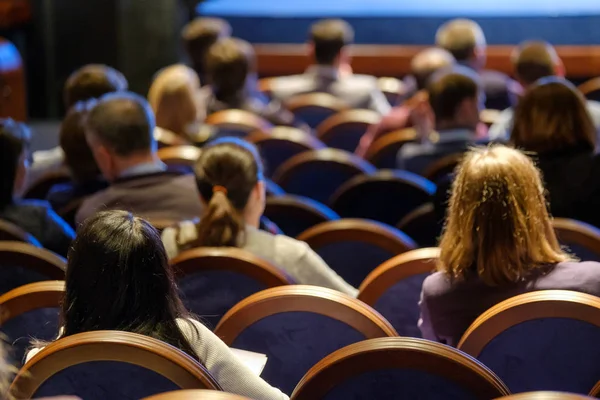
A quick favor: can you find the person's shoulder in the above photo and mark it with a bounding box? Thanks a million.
[248,228,310,261]
[343,74,379,91]
[421,271,454,297]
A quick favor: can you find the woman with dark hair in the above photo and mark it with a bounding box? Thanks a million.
[27,210,287,400]
[511,77,600,227]
[0,119,74,256]
[46,101,108,211]
[161,138,357,296]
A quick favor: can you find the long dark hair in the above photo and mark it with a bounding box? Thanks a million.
[0,119,30,209]
[193,137,264,247]
[61,210,198,358]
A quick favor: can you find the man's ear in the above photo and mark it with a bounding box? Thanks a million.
[555,59,566,78]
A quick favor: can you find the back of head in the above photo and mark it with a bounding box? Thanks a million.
[512,40,559,86]
[435,19,486,62]
[86,92,156,157]
[512,78,595,154]
[148,64,202,135]
[439,145,570,286]
[63,210,197,356]
[0,119,30,207]
[309,19,354,65]
[206,38,255,101]
[411,47,456,90]
[64,64,128,109]
[194,138,264,247]
[60,101,101,183]
[182,17,232,81]
[427,66,480,124]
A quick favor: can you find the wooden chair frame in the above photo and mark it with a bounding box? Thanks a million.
[578,78,600,99]
[246,127,326,152]
[10,331,221,398]
[205,109,273,133]
[552,218,600,257]
[157,145,202,168]
[364,128,417,167]
[495,392,595,400]
[143,390,250,400]
[315,109,380,147]
[0,219,41,245]
[214,285,397,343]
[457,290,600,357]
[0,241,66,279]
[0,280,64,325]
[357,248,440,306]
[284,93,349,115]
[422,152,464,182]
[291,337,510,399]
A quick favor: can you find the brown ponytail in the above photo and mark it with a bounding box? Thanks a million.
[194,190,244,247]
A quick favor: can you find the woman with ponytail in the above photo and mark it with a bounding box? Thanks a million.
[161,138,357,296]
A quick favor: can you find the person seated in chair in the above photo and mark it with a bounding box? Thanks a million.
[435,18,519,111]
[269,19,390,115]
[489,40,600,140]
[46,101,108,213]
[203,38,308,130]
[397,67,483,175]
[76,92,203,225]
[0,119,74,256]
[419,146,600,346]
[27,210,288,400]
[161,138,357,297]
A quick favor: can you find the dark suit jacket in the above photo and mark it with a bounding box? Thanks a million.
[46,178,108,212]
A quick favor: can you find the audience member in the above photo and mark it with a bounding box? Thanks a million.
[269,19,390,114]
[76,92,202,225]
[511,77,600,227]
[30,65,128,184]
[46,101,108,212]
[27,211,288,400]
[181,17,232,84]
[436,18,519,110]
[490,40,600,140]
[204,38,308,130]
[419,146,600,346]
[397,67,482,175]
[148,64,213,147]
[355,48,455,156]
[0,119,74,256]
[161,138,358,296]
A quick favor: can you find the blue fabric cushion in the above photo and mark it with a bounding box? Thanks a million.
[230,311,367,395]
[0,265,56,296]
[478,318,600,394]
[32,361,180,399]
[315,241,398,288]
[178,270,268,329]
[373,273,429,338]
[1,308,60,366]
[561,243,600,262]
[323,369,479,400]
[324,127,367,153]
[292,109,335,129]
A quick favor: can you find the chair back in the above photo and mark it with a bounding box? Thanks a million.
[364,128,417,169]
[11,331,221,399]
[265,178,285,197]
[171,247,294,328]
[0,218,41,245]
[422,152,463,183]
[143,390,251,400]
[377,77,408,106]
[0,241,65,296]
[358,248,440,337]
[578,78,600,101]
[458,290,600,394]
[246,127,326,177]
[273,149,376,204]
[23,170,71,200]
[297,219,417,287]
[553,218,600,261]
[155,127,191,148]
[0,281,64,366]
[495,392,595,400]
[206,109,273,138]
[291,337,510,400]
[396,203,440,247]
[157,146,202,168]
[214,285,397,396]
[316,109,380,152]
[284,92,349,128]
[329,170,435,226]
[263,195,340,237]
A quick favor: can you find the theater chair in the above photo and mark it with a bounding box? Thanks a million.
[284,92,349,129]
[552,218,600,262]
[496,392,595,400]
[396,203,440,248]
[291,337,509,399]
[263,195,339,238]
[214,285,397,396]
[364,128,418,169]
[157,146,202,169]
[316,109,380,152]
[0,219,41,245]
[143,390,250,400]
[23,170,71,200]
[205,109,273,138]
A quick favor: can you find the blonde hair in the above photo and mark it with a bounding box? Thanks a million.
[438,145,572,286]
[0,339,15,399]
[148,64,202,136]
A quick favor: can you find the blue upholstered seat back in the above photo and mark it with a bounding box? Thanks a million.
[292,109,335,129]
[477,318,600,394]
[32,361,180,400]
[323,127,367,153]
[323,369,479,400]
[561,243,600,262]
[372,273,429,337]
[315,241,398,288]
[258,143,308,179]
[0,265,56,296]
[178,270,268,329]
[1,308,60,366]
[230,311,367,395]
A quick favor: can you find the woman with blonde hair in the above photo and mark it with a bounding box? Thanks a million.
[419,145,600,346]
